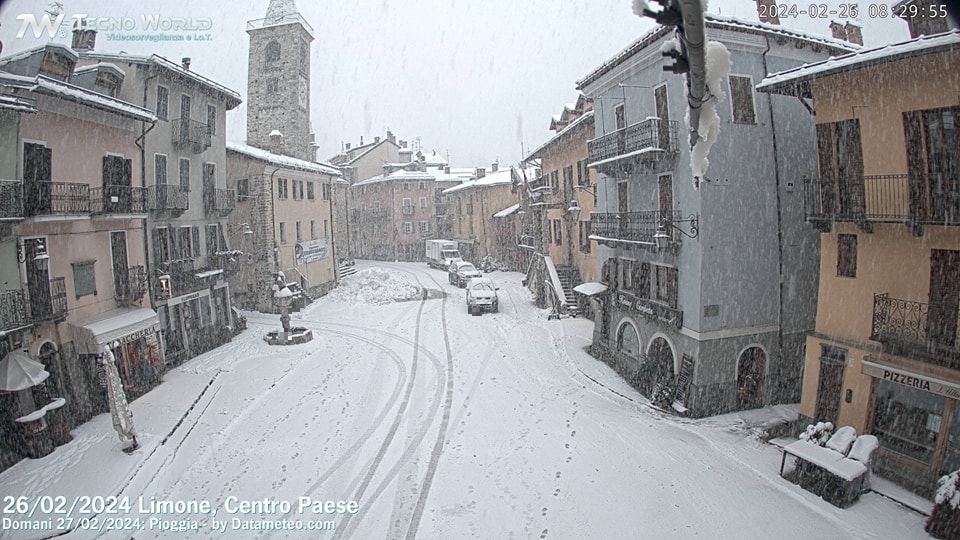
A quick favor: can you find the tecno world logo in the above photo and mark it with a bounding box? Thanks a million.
[15,13,213,39]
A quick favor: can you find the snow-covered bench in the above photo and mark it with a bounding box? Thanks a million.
[779,427,879,508]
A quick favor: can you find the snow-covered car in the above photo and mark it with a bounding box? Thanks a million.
[448,261,481,287]
[466,277,499,315]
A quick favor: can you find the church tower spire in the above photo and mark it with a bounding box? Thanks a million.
[245,1,316,161]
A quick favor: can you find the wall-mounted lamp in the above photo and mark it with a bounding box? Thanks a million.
[567,200,581,217]
[17,238,49,270]
[654,214,699,249]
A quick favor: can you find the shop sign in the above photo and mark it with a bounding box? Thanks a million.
[295,238,328,265]
[614,292,683,329]
[862,359,960,399]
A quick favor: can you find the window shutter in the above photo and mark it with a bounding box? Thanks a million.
[816,123,836,216]
[902,111,927,222]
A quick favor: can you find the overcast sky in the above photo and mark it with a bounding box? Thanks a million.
[0,0,911,167]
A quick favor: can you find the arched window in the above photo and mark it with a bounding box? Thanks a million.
[617,321,640,357]
[265,41,281,63]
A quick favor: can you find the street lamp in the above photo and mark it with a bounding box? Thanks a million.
[654,213,700,249]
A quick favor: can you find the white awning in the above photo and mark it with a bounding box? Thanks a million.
[70,307,160,355]
[573,282,608,296]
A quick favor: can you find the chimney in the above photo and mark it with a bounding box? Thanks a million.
[399,148,413,164]
[844,22,863,45]
[444,165,450,174]
[345,142,351,151]
[755,0,780,25]
[182,57,191,70]
[360,136,364,146]
[476,167,486,179]
[71,21,97,51]
[375,136,381,144]
[491,161,499,173]
[269,130,283,154]
[829,21,846,40]
[386,130,396,144]
[399,140,407,149]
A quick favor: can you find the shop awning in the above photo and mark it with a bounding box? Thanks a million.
[573,282,608,297]
[70,307,160,355]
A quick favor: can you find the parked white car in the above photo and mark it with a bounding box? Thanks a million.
[449,261,481,287]
[466,277,499,315]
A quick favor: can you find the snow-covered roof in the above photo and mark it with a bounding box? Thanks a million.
[0,42,78,67]
[72,62,125,78]
[527,110,595,161]
[0,71,156,122]
[352,167,438,187]
[443,165,538,195]
[0,94,37,113]
[493,203,520,218]
[80,52,242,109]
[227,142,341,176]
[757,30,960,97]
[577,14,858,90]
[421,150,448,167]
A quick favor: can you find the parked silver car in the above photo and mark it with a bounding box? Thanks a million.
[466,277,499,315]
[449,261,481,287]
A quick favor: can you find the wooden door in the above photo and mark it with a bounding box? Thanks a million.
[23,143,51,216]
[814,347,845,425]
[655,84,670,149]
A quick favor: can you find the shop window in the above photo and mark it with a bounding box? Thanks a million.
[872,380,944,465]
[200,296,212,327]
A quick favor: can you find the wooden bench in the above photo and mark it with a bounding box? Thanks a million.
[779,429,879,508]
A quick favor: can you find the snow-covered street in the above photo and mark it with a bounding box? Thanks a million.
[0,262,933,539]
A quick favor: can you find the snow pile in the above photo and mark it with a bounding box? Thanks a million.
[325,267,421,305]
[798,421,833,445]
[936,470,960,510]
[631,0,649,17]
[689,40,731,186]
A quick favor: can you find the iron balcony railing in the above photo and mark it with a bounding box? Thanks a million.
[115,266,147,306]
[89,186,147,215]
[872,293,960,361]
[0,289,29,331]
[590,210,680,245]
[147,184,189,214]
[171,118,212,153]
[23,181,90,216]
[0,180,23,220]
[204,187,235,215]
[588,118,680,164]
[29,277,67,322]
[804,174,960,227]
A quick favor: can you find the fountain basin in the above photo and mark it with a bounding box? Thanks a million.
[263,327,314,345]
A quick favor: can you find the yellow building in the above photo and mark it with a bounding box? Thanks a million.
[758,29,960,496]
[525,95,597,314]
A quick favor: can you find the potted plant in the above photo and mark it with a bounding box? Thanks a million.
[927,470,960,540]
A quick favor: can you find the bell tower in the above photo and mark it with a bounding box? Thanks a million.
[246,0,316,161]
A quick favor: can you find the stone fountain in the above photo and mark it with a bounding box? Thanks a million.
[264,272,313,346]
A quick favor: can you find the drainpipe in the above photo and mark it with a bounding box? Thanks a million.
[763,37,787,402]
[327,174,338,286]
[140,67,160,311]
